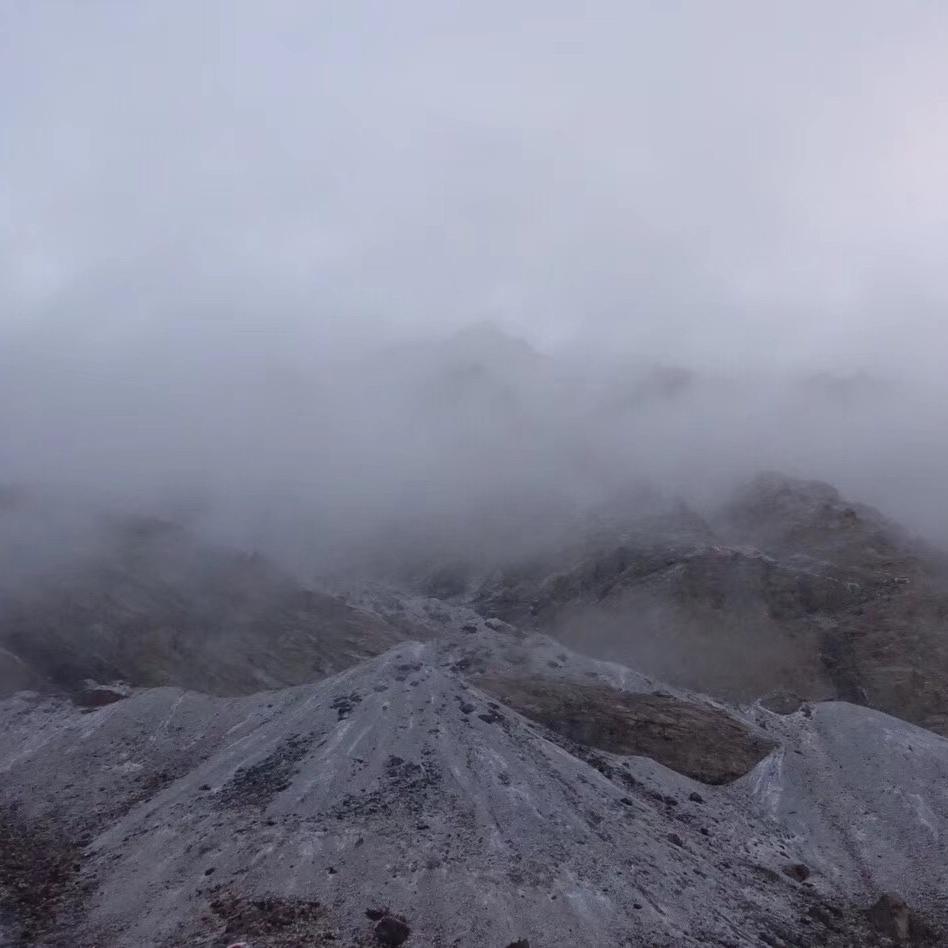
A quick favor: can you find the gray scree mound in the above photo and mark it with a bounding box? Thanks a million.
[0,631,946,946]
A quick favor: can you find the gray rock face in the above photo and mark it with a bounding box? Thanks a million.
[1,630,946,947]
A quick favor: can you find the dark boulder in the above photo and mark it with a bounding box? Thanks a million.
[374,914,411,946]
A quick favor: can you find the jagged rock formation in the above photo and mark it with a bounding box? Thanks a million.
[471,474,948,736]
[720,474,948,732]
[0,628,945,946]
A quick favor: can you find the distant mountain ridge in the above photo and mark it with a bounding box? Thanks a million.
[3,473,948,740]
[0,512,412,699]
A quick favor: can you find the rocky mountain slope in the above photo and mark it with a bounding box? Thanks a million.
[1,473,947,945]
[4,474,946,737]
[1,624,946,947]
[0,513,410,699]
[470,474,948,736]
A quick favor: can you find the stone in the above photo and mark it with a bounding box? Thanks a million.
[374,914,411,946]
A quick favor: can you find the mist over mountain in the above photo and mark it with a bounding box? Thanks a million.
[5,2,948,559]
[4,3,948,945]
[3,320,948,579]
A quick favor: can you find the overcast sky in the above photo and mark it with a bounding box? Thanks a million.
[3,2,948,551]
[4,1,948,367]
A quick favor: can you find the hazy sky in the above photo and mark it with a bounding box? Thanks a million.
[3,2,948,552]
[3,1,948,367]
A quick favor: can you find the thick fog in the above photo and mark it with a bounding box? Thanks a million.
[3,2,948,572]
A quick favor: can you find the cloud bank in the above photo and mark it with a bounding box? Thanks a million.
[3,1,948,562]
